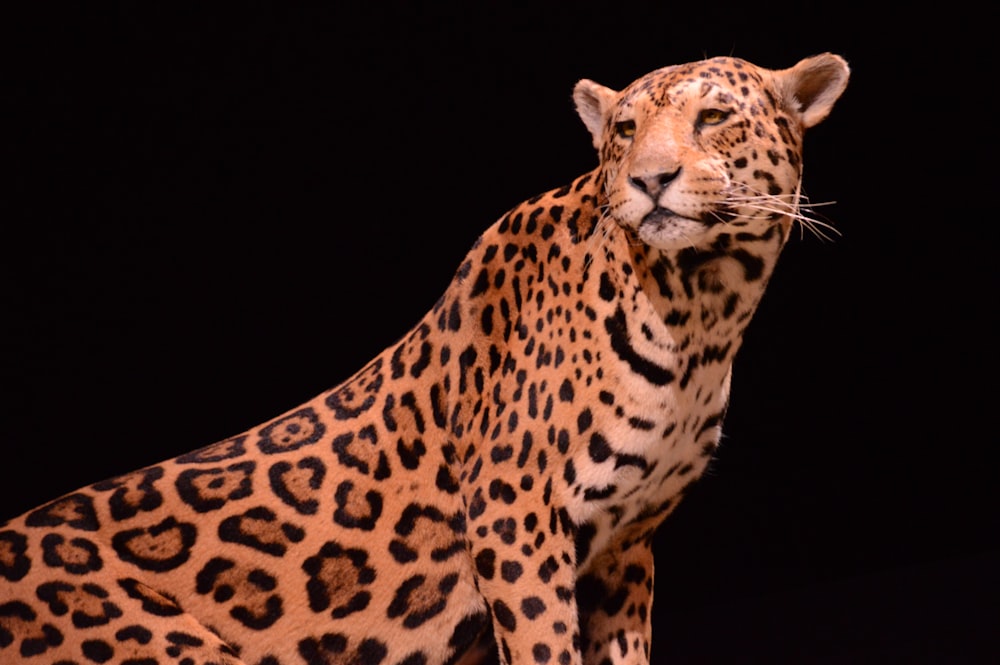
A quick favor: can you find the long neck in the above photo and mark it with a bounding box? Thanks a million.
[627,226,787,344]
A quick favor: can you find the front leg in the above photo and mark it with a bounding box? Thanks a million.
[576,525,657,665]
[465,479,583,665]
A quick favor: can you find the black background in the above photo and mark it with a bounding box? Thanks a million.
[3,4,997,663]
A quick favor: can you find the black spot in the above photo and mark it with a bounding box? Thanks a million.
[195,557,235,601]
[230,590,284,629]
[374,451,392,481]
[302,541,375,618]
[448,300,462,331]
[614,453,648,471]
[522,596,546,620]
[471,268,491,297]
[558,379,574,403]
[524,513,538,532]
[115,625,153,644]
[510,213,523,235]
[604,306,675,385]
[333,482,383,531]
[588,433,613,463]
[327,360,384,420]
[500,560,523,583]
[468,456,483,483]
[492,517,517,545]
[298,633,347,665]
[533,643,552,664]
[435,465,460,493]
[165,631,204,658]
[81,638,114,663]
[268,457,326,515]
[664,308,690,326]
[538,556,559,584]
[299,634,387,665]
[598,271,616,301]
[488,479,517,504]
[697,411,725,437]
[257,407,325,454]
[410,342,433,378]
[624,564,646,584]
[458,346,478,394]
[723,292,740,318]
[731,248,766,281]
[35,582,123,628]
[218,506,304,556]
[583,484,617,501]
[26,493,99,532]
[491,445,514,463]
[556,429,570,454]
[397,652,428,665]
[73,604,122,631]
[627,417,655,431]
[616,631,629,656]
[563,460,576,485]
[492,599,517,631]
[175,462,255,513]
[41,533,103,574]
[387,574,456,629]
[92,467,164,521]
[467,490,486,520]
[35,580,74,615]
[475,548,496,579]
[389,540,418,563]
[526,207,543,234]
[396,437,427,470]
[329,433,366,474]
[0,530,30,581]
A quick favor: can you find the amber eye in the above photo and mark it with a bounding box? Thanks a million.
[615,119,636,138]
[697,108,730,126]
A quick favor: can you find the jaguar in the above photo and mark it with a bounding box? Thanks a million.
[0,53,849,665]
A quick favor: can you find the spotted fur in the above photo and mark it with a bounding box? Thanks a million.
[0,54,848,665]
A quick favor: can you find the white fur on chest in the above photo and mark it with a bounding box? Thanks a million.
[563,356,733,569]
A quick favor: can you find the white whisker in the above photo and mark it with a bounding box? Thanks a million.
[724,180,841,243]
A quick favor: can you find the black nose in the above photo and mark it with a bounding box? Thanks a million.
[629,168,681,197]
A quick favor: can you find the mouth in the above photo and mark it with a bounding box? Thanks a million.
[640,207,701,231]
[640,206,733,231]
[633,207,720,249]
